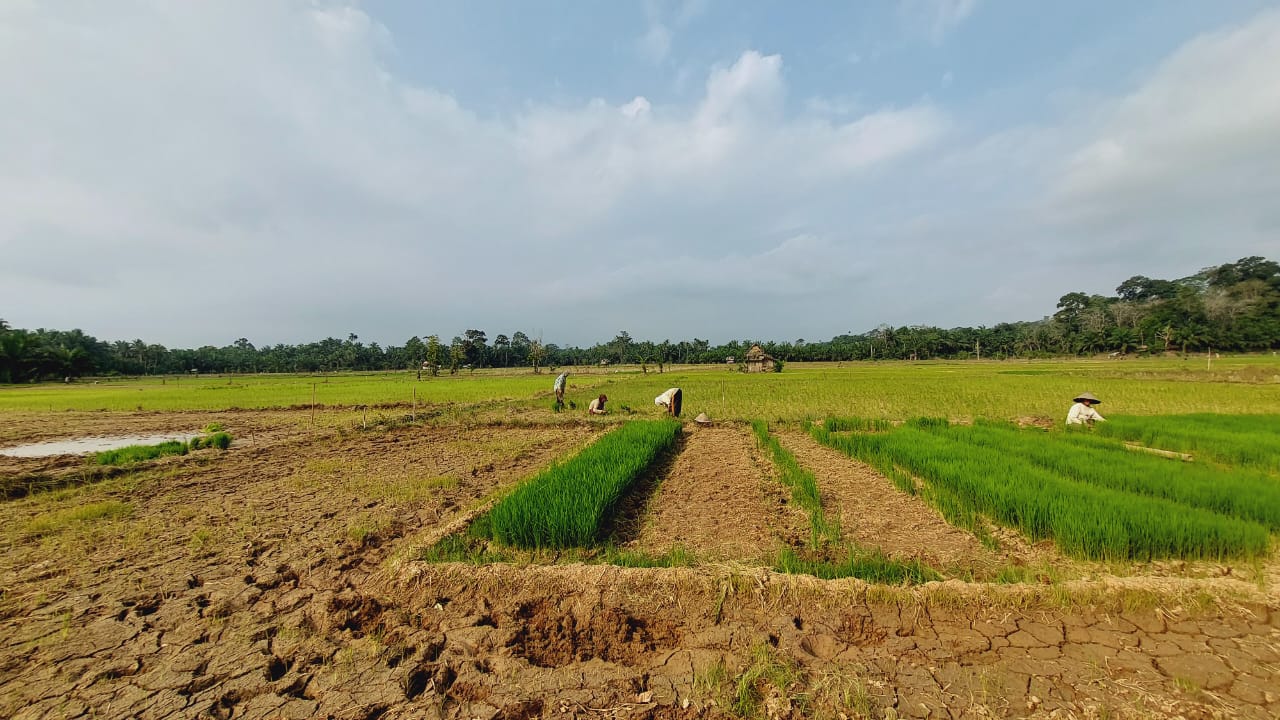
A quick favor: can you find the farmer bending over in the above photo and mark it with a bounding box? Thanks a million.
[588,394,608,415]
[654,387,682,417]
[1066,392,1106,426]
[553,371,568,407]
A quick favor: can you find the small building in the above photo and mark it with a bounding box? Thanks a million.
[725,356,735,364]
[745,345,776,373]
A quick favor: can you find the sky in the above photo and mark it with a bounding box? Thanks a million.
[2,0,1279,348]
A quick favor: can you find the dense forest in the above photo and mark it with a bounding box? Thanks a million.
[2,256,1277,382]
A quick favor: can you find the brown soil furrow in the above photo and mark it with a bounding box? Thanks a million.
[775,429,1004,571]
[627,424,806,562]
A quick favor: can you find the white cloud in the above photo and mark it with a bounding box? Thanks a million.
[1043,8,1280,277]
[1055,10,1280,216]
[0,3,944,345]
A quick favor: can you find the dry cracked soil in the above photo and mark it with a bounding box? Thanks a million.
[1,411,1278,719]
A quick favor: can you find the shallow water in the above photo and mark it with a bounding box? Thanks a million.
[0,433,202,458]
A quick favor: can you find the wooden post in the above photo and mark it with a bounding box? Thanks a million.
[412,387,417,422]
[1207,347,1212,371]
[311,383,316,429]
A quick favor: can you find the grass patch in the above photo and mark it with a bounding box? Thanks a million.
[24,501,133,537]
[730,642,800,718]
[775,547,940,585]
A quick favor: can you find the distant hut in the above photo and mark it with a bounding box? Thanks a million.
[745,345,776,373]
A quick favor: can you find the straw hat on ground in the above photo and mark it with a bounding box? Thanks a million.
[693,412,712,424]
[1072,392,1102,404]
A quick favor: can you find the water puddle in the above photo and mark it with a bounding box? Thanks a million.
[0,433,202,458]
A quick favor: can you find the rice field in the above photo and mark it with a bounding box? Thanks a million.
[2,355,1278,419]
[812,417,1276,561]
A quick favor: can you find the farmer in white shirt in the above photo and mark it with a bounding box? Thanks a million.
[654,387,682,417]
[588,394,608,415]
[1066,392,1106,426]
[553,371,568,407]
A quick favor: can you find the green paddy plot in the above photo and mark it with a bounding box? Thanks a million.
[812,417,1275,561]
[1095,414,1280,475]
[486,419,681,548]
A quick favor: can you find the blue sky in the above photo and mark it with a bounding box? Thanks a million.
[2,1,1279,347]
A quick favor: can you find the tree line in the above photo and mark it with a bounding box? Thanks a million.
[1,256,1276,383]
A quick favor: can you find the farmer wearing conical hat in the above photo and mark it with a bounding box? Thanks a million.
[1066,392,1106,426]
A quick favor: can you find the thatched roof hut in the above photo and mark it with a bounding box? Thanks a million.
[745,344,775,373]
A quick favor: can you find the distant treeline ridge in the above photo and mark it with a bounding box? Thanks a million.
[2,256,1277,381]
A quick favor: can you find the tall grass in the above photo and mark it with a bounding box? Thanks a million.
[751,420,837,548]
[487,419,681,548]
[814,418,1270,561]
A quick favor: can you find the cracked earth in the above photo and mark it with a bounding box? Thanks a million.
[1,411,1277,719]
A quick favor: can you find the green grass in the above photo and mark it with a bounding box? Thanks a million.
[751,420,838,548]
[775,547,941,584]
[94,440,189,465]
[486,419,681,548]
[813,418,1272,561]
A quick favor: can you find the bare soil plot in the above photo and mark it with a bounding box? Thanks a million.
[775,429,1060,574]
[1,410,1278,719]
[373,563,1280,720]
[0,413,596,720]
[625,424,808,562]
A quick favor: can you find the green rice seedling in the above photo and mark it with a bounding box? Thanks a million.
[752,420,838,548]
[813,422,1269,560]
[188,436,205,450]
[202,422,226,433]
[95,440,189,466]
[207,432,232,450]
[950,420,1280,529]
[487,419,681,548]
[775,547,940,584]
[1096,414,1280,474]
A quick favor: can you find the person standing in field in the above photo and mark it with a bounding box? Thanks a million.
[553,371,568,408]
[588,394,608,415]
[654,387,682,417]
[1066,392,1106,426]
